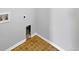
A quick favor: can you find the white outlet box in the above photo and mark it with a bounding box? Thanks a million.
[0,12,10,23]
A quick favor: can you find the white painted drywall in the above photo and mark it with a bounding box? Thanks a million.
[0,8,35,50]
[35,8,79,50]
[50,8,79,50]
[1,8,79,51]
[35,8,51,39]
[31,9,36,35]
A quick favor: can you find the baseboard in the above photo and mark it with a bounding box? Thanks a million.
[5,33,65,51]
[35,33,65,51]
[5,33,37,51]
[5,39,26,51]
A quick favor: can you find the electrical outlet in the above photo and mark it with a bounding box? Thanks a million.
[23,15,30,21]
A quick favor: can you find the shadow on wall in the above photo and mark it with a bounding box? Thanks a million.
[35,8,51,40]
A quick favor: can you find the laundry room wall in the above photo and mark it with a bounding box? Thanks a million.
[35,8,51,40]
[50,8,79,50]
[0,8,35,50]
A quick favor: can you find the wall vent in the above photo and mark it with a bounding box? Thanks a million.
[26,25,31,40]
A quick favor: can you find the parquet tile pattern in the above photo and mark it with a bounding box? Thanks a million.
[12,35,59,51]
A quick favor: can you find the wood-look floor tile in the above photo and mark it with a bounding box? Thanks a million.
[12,35,59,51]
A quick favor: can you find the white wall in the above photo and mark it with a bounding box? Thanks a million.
[50,8,79,50]
[0,8,35,50]
[1,8,79,51]
[35,8,79,50]
[35,8,51,39]
[31,8,79,51]
[31,9,36,34]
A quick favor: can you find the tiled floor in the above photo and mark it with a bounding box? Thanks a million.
[12,35,59,51]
